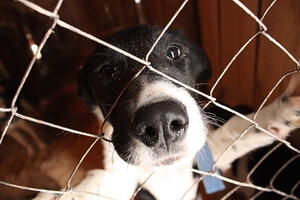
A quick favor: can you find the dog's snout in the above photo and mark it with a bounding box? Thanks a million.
[133,100,188,148]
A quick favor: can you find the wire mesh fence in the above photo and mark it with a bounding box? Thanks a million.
[0,0,299,199]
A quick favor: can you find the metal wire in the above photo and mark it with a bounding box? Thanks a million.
[0,0,298,199]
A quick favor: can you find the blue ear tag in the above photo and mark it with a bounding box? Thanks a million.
[196,143,226,194]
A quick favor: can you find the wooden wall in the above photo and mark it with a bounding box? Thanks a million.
[254,0,300,107]
[197,0,299,108]
[9,0,300,108]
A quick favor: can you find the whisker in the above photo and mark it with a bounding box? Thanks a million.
[205,112,226,123]
[189,82,208,88]
[56,130,68,136]
[204,113,226,128]
[196,100,207,106]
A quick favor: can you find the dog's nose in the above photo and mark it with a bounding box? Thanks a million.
[133,100,188,149]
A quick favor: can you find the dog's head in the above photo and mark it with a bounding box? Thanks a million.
[79,25,211,167]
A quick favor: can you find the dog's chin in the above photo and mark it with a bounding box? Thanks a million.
[114,139,198,167]
[153,154,185,166]
[120,152,189,167]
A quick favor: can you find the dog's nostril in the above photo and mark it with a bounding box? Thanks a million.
[137,126,158,147]
[145,126,156,138]
[170,120,185,133]
[135,126,158,147]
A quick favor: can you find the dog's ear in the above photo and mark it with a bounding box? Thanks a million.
[189,45,211,83]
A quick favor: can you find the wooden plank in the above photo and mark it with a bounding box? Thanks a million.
[57,0,139,59]
[162,0,200,43]
[30,0,57,11]
[141,0,165,25]
[254,0,300,107]
[141,0,199,43]
[60,0,107,36]
[197,0,221,91]
[213,0,259,108]
[104,0,137,28]
[59,0,137,36]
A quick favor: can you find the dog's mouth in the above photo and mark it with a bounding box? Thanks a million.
[154,154,184,166]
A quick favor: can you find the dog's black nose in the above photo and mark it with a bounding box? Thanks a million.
[133,100,188,149]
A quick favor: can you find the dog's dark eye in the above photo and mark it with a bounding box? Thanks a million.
[166,45,182,60]
[98,64,118,78]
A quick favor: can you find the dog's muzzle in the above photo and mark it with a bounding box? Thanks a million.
[112,81,208,166]
[133,100,188,149]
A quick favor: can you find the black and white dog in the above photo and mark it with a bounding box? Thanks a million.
[34,25,297,200]
[35,25,211,200]
[79,25,211,167]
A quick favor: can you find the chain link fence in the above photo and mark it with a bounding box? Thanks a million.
[0,0,299,199]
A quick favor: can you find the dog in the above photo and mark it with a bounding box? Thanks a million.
[78,25,211,168]
[35,25,211,200]
[33,26,297,200]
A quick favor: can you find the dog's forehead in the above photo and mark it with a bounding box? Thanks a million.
[96,25,188,57]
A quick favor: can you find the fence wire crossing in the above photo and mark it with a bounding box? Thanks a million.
[0,0,299,199]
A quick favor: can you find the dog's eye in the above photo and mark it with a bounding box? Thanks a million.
[166,45,182,60]
[98,64,118,78]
